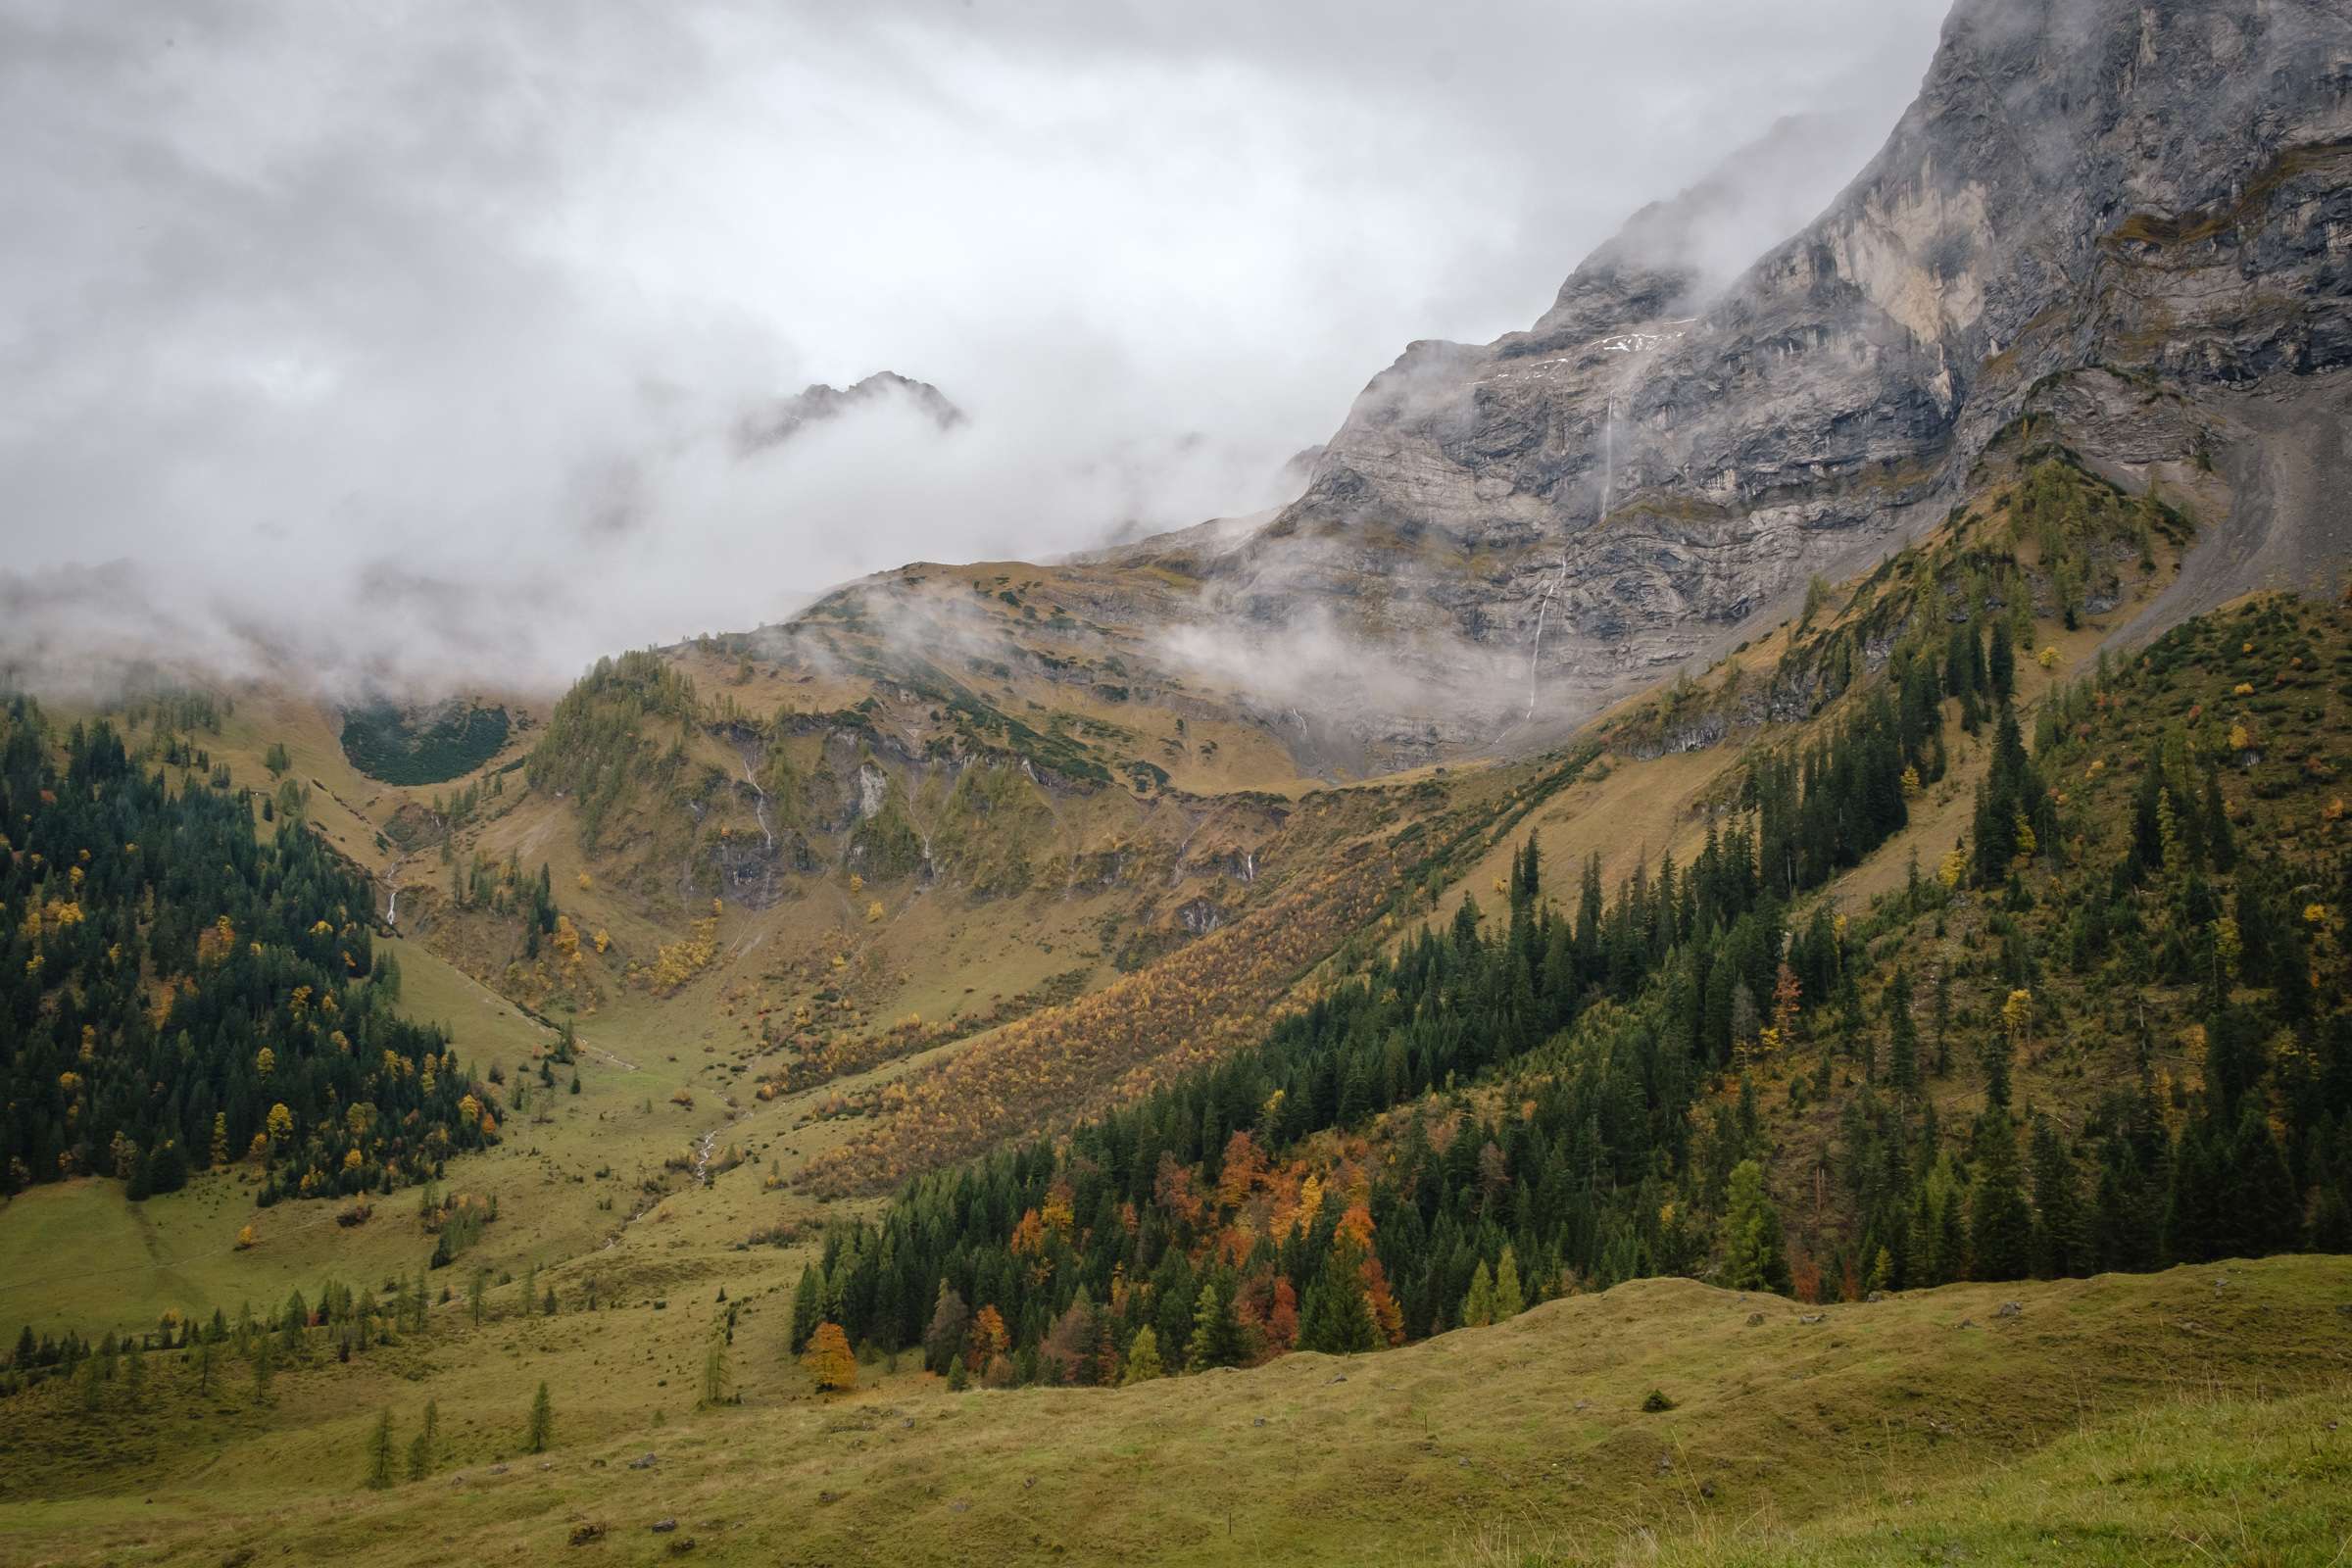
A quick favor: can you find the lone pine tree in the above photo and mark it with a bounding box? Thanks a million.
[406,1400,438,1482]
[1722,1161,1791,1294]
[364,1409,394,1491]
[525,1382,552,1454]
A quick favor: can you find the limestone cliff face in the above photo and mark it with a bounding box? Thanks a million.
[1207,0,2352,760]
[754,0,2349,781]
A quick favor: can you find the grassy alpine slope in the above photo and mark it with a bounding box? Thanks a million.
[0,1256,2343,1566]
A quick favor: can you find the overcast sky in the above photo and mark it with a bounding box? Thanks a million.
[0,0,1946,696]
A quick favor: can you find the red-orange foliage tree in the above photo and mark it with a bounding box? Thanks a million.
[801,1322,857,1393]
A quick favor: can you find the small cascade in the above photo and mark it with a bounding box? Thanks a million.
[1523,567,1568,722]
[738,754,775,853]
[1516,330,1671,737]
[377,851,412,928]
[1524,390,1621,723]
[1599,392,1617,523]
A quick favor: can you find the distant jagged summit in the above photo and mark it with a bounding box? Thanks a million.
[734,371,965,456]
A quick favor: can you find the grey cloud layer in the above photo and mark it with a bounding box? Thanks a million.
[0,0,1943,697]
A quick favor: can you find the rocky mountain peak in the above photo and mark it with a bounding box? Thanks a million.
[1200,0,2352,764]
[734,370,965,456]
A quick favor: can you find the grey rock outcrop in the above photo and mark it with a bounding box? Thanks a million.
[1192,0,2352,759]
[735,371,965,456]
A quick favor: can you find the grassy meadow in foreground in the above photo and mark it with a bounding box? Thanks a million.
[0,1255,2345,1566]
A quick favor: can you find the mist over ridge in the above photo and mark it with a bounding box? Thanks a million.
[0,0,1939,700]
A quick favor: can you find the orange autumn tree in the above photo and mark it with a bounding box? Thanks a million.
[801,1322,857,1393]
[1153,1153,1206,1227]
[1789,1247,1825,1305]
[1215,1130,1268,1208]
[1360,1253,1405,1347]
[1231,1269,1300,1362]
[1265,1276,1299,1353]
[967,1304,1010,1366]
[1038,1177,1077,1239]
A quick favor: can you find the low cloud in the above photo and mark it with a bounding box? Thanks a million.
[0,0,1943,701]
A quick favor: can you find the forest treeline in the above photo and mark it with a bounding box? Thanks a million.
[0,702,498,1200]
[782,599,2351,1387]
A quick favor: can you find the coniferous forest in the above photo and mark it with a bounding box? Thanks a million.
[790,601,2352,1388]
[0,701,498,1201]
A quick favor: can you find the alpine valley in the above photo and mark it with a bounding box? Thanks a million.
[4,0,2351,1562]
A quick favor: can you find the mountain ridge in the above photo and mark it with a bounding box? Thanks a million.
[691,0,2349,784]
[1209,0,2352,756]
